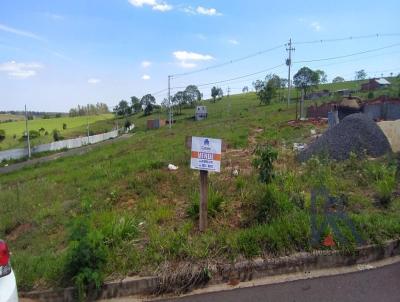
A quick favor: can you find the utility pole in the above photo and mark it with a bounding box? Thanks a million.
[227,87,230,98]
[286,38,295,108]
[168,75,172,129]
[24,104,31,159]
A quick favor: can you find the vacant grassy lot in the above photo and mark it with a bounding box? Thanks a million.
[0,90,399,293]
[0,114,115,151]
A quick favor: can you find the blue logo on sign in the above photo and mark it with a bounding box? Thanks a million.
[204,139,210,146]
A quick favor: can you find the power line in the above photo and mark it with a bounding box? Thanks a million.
[173,63,286,90]
[293,43,400,64]
[171,33,400,78]
[172,44,284,78]
[293,33,400,45]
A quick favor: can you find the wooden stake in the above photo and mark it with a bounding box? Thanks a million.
[199,170,208,232]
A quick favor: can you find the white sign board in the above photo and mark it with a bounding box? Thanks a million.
[190,136,222,172]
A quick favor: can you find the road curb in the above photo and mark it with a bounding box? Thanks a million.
[20,239,400,301]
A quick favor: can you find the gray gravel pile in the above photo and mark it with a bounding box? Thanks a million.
[298,113,391,161]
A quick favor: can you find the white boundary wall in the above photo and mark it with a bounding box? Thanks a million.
[0,130,119,162]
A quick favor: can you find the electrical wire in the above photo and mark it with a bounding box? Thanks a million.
[293,43,400,64]
[292,33,400,45]
[171,44,284,78]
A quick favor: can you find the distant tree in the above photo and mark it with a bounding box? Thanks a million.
[242,86,249,93]
[293,67,320,98]
[355,69,367,80]
[55,113,62,118]
[38,127,46,135]
[27,115,34,120]
[280,78,288,88]
[332,76,345,83]
[211,86,219,102]
[217,87,224,99]
[184,85,202,107]
[316,70,328,83]
[252,80,264,93]
[256,74,280,105]
[140,94,156,116]
[69,103,109,117]
[130,96,142,114]
[113,100,132,117]
[172,91,187,114]
[0,129,5,141]
[63,123,67,130]
[161,98,169,109]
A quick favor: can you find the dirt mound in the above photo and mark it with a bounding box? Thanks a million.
[298,113,391,161]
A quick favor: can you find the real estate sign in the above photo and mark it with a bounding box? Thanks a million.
[190,136,222,172]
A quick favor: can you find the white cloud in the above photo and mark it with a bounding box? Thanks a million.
[128,0,172,11]
[141,60,152,68]
[183,6,222,16]
[142,74,151,80]
[173,51,213,61]
[173,51,213,69]
[88,78,101,84]
[0,61,43,79]
[310,21,322,32]
[196,6,222,16]
[179,61,197,68]
[153,3,172,11]
[228,39,239,45]
[0,23,44,41]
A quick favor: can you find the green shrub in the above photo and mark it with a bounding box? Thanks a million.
[0,129,5,141]
[364,161,397,206]
[64,217,107,301]
[254,183,294,224]
[252,144,278,184]
[63,123,67,130]
[367,91,374,99]
[52,129,63,141]
[187,187,225,218]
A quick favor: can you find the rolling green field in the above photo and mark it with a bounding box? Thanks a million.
[1,88,399,294]
[0,114,115,151]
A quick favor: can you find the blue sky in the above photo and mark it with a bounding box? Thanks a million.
[1,0,399,112]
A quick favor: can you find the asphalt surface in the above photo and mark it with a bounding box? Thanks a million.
[0,134,131,174]
[161,262,400,302]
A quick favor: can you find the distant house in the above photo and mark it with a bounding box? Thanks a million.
[361,78,391,91]
[334,89,353,97]
[305,89,331,100]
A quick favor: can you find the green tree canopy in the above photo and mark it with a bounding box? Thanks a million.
[293,67,320,98]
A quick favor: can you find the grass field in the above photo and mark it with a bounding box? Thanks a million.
[0,114,24,122]
[0,80,399,293]
[0,114,115,151]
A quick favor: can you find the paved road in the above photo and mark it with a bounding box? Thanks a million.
[162,262,400,302]
[0,134,132,174]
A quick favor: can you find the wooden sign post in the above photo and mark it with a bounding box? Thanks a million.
[188,136,223,232]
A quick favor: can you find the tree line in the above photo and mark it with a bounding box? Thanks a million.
[69,103,110,117]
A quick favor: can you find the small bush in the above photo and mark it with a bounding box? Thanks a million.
[63,123,67,130]
[64,217,107,301]
[254,183,294,224]
[367,91,374,99]
[0,129,5,141]
[52,129,63,141]
[188,187,225,218]
[252,145,278,184]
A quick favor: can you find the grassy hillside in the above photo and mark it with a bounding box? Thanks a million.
[0,114,115,151]
[1,91,399,293]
